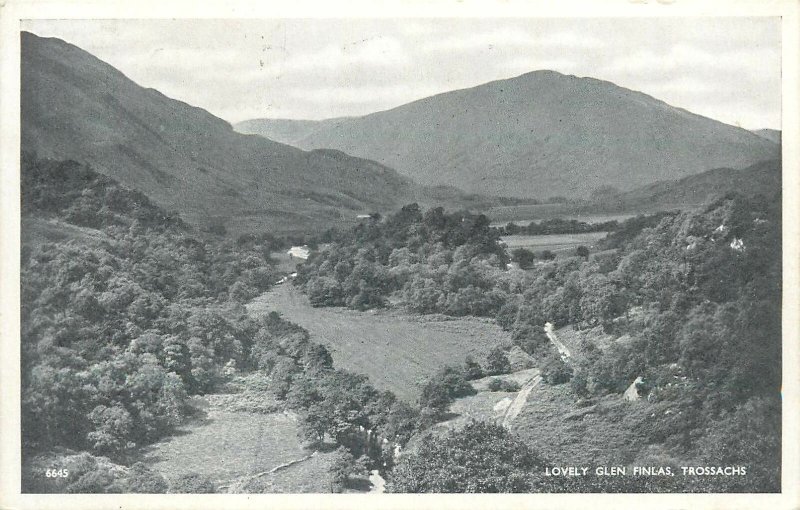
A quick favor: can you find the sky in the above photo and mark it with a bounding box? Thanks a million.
[23,18,781,129]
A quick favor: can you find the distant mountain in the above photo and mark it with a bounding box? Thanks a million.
[237,71,779,200]
[752,128,782,145]
[585,159,781,213]
[235,118,347,146]
[21,32,487,236]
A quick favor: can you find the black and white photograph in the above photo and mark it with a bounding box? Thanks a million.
[1,1,798,508]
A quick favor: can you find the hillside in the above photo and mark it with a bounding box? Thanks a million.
[234,117,348,146]
[752,128,782,144]
[585,158,781,212]
[21,32,482,236]
[237,71,779,200]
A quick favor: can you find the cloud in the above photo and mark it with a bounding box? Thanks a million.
[287,83,443,106]
[266,36,410,75]
[22,18,781,129]
[537,31,605,49]
[422,28,604,53]
[502,57,580,75]
[603,43,779,78]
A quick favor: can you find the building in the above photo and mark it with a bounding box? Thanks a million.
[287,245,310,260]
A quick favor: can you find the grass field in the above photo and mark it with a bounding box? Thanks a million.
[247,285,511,402]
[501,231,608,255]
[509,382,683,469]
[490,213,638,228]
[22,217,109,246]
[139,374,335,493]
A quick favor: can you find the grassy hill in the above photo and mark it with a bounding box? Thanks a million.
[584,158,781,213]
[752,128,781,144]
[21,32,491,236]
[237,70,779,200]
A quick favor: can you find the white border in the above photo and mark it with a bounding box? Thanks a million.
[1,1,798,509]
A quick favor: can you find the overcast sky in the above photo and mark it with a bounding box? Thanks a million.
[23,18,781,129]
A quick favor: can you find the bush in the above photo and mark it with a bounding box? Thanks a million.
[124,462,168,493]
[487,378,521,392]
[419,366,477,418]
[541,349,573,385]
[386,421,548,492]
[328,446,369,492]
[169,472,216,493]
[462,356,484,381]
[511,248,535,269]
[485,346,511,375]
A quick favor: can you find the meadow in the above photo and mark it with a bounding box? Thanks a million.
[139,374,336,493]
[247,284,511,402]
[490,213,638,228]
[500,231,608,254]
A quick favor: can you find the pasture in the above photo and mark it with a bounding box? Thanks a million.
[247,285,511,402]
[139,374,335,493]
[490,212,637,228]
[501,231,608,255]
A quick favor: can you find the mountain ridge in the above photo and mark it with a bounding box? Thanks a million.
[236,70,778,200]
[21,32,496,236]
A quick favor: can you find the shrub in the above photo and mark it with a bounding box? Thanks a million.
[511,248,535,269]
[485,346,511,375]
[541,349,573,385]
[419,366,477,419]
[386,421,548,493]
[169,472,216,493]
[125,462,168,493]
[462,356,484,381]
[487,378,521,392]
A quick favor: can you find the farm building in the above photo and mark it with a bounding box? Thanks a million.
[287,245,310,260]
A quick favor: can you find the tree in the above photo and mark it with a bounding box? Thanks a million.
[386,421,548,493]
[462,356,484,380]
[328,446,368,492]
[511,248,535,269]
[575,245,590,258]
[125,462,168,493]
[87,404,135,456]
[540,348,573,385]
[485,346,511,375]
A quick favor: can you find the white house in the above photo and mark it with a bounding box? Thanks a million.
[287,245,310,260]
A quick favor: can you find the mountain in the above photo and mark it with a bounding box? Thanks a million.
[752,128,782,145]
[236,71,779,200]
[584,158,781,213]
[21,32,487,236]
[235,118,348,146]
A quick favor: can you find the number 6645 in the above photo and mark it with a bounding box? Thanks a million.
[45,469,68,478]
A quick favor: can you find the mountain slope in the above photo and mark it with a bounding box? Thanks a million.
[21,32,451,236]
[752,128,781,145]
[238,71,779,200]
[584,158,781,213]
[235,118,348,146]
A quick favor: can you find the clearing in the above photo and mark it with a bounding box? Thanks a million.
[247,284,511,402]
[500,232,608,255]
[139,374,335,493]
[490,212,637,228]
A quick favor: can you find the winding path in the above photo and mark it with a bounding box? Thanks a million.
[501,374,542,427]
[545,322,571,359]
[499,323,569,427]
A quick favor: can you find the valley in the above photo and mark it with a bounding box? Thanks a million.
[16,24,784,497]
[247,284,510,402]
